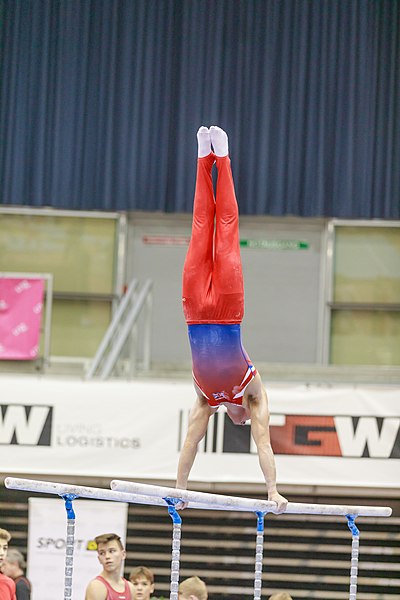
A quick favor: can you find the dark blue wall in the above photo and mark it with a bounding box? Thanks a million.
[0,0,399,217]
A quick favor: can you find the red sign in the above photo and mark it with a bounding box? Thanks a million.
[142,235,190,246]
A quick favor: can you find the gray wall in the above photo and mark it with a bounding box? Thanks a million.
[126,213,326,367]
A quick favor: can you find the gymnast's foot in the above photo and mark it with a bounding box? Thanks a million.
[197,126,212,158]
[210,125,229,157]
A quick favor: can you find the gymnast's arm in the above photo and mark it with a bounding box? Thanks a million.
[176,394,214,491]
[85,580,107,600]
[246,375,288,513]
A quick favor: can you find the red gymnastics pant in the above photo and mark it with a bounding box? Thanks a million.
[182,153,244,325]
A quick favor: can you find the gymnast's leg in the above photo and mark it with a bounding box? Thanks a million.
[210,126,247,423]
[210,125,244,323]
[182,127,216,324]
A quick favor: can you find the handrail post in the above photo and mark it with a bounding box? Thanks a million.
[143,289,153,371]
[129,324,138,378]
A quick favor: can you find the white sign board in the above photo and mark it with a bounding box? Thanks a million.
[27,498,128,600]
[0,376,399,488]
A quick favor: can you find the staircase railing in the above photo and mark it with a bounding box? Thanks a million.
[85,278,153,380]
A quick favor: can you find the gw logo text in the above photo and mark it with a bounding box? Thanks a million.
[178,411,400,459]
[0,404,53,446]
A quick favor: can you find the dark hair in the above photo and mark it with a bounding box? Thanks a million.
[94,533,124,551]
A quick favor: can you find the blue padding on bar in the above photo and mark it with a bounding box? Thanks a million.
[62,494,78,519]
[164,497,183,525]
[255,511,266,532]
[346,514,360,537]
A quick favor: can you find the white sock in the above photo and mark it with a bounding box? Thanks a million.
[197,126,211,158]
[210,126,229,157]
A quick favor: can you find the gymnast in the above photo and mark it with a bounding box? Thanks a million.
[177,126,287,512]
[85,533,134,600]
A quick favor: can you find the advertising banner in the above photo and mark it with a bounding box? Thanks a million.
[0,278,44,359]
[27,498,128,600]
[0,376,399,488]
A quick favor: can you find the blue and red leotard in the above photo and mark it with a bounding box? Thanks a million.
[182,153,257,406]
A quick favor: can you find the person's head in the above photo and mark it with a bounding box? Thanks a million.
[268,593,293,600]
[178,576,208,600]
[0,529,11,568]
[1,548,25,579]
[129,566,155,600]
[95,533,126,575]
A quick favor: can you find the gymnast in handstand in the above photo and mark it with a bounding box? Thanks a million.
[177,126,287,512]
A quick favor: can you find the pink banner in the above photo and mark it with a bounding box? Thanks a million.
[0,278,45,360]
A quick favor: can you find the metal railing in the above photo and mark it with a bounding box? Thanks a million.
[85,278,153,380]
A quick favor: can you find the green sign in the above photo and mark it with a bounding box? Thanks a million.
[240,239,309,250]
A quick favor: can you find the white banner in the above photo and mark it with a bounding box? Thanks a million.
[0,376,399,488]
[27,498,128,600]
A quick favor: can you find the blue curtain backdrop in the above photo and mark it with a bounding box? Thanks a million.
[0,0,399,217]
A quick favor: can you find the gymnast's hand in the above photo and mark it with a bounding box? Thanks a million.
[268,490,288,513]
[174,481,189,510]
[174,499,189,510]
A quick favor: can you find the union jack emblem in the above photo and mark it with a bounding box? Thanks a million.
[212,391,229,401]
